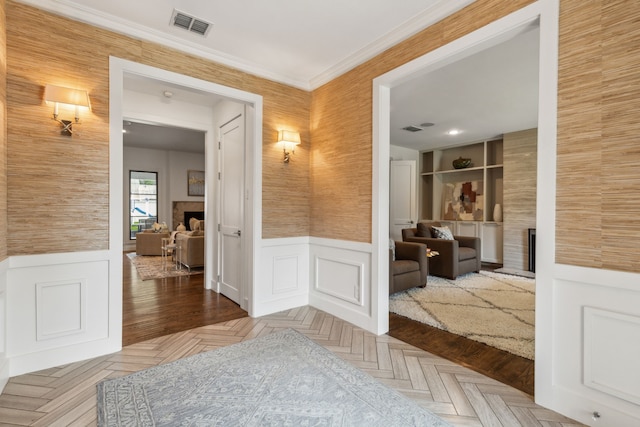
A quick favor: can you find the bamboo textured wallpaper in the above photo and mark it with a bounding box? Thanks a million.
[5,1,310,256]
[0,0,5,261]
[2,0,639,273]
[556,0,640,272]
[309,0,533,243]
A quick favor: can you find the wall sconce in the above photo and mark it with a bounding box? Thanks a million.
[277,130,301,163]
[44,84,91,136]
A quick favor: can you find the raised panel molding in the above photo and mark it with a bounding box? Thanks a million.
[6,251,115,376]
[255,238,310,317]
[309,238,373,332]
[272,255,300,294]
[36,279,87,341]
[315,256,364,306]
[551,265,640,425]
[583,307,640,406]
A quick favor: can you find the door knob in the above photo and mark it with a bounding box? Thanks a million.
[233,230,241,237]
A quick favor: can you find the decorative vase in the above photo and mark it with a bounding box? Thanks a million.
[493,203,503,222]
[452,157,472,169]
[176,222,186,232]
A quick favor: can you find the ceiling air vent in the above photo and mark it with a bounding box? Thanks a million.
[171,9,212,37]
[402,125,423,132]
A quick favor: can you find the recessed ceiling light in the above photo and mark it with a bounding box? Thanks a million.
[420,122,434,127]
[447,129,461,136]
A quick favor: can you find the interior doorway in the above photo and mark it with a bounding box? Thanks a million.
[373,1,559,403]
[109,57,263,346]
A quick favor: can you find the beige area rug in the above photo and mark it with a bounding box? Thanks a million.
[127,253,204,280]
[389,271,535,359]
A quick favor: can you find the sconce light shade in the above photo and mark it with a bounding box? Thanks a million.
[277,130,301,146]
[277,130,301,163]
[44,85,91,108]
[44,84,91,136]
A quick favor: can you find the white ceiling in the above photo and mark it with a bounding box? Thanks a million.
[123,121,205,154]
[390,24,540,151]
[24,0,539,153]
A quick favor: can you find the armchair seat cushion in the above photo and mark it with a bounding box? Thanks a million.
[458,247,477,261]
[392,259,420,275]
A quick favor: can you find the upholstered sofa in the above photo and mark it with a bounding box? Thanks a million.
[389,241,429,295]
[135,231,170,255]
[175,231,204,271]
[402,221,481,279]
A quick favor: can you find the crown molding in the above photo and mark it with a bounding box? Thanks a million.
[16,0,475,91]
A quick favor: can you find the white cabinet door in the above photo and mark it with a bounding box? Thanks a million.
[457,221,479,238]
[390,160,417,241]
[481,222,503,263]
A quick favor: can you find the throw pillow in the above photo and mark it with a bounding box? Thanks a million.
[431,226,454,240]
[389,239,395,260]
[416,222,433,237]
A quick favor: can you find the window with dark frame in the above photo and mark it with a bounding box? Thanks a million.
[129,171,158,239]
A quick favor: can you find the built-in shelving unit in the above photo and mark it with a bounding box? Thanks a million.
[419,138,504,263]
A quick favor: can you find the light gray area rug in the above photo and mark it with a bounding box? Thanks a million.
[126,253,203,280]
[390,271,535,359]
[97,329,450,427]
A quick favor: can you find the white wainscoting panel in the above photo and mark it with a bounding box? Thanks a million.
[36,279,87,341]
[315,256,364,306]
[309,238,373,333]
[0,258,8,393]
[551,265,640,426]
[254,238,309,317]
[583,307,640,406]
[7,251,118,376]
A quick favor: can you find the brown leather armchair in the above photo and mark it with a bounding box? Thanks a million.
[389,241,429,295]
[402,222,481,280]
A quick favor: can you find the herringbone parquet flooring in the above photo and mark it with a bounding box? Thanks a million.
[0,306,583,426]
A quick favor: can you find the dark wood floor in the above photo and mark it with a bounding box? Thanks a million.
[122,252,247,346]
[123,254,534,395]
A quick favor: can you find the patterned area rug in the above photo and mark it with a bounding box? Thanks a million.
[390,271,535,359]
[97,329,450,427]
[126,253,203,280]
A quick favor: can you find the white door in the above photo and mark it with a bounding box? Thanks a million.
[218,113,244,304]
[390,160,417,241]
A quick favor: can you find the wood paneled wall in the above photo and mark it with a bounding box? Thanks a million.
[0,0,6,262]
[309,0,533,243]
[503,129,537,271]
[5,1,310,255]
[556,1,640,272]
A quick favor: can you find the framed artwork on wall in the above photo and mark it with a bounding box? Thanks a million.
[187,170,205,196]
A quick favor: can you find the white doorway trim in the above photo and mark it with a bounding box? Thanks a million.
[372,0,558,401]
[109,57,263,322]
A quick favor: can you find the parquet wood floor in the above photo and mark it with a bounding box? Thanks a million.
[0,255,583,426]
